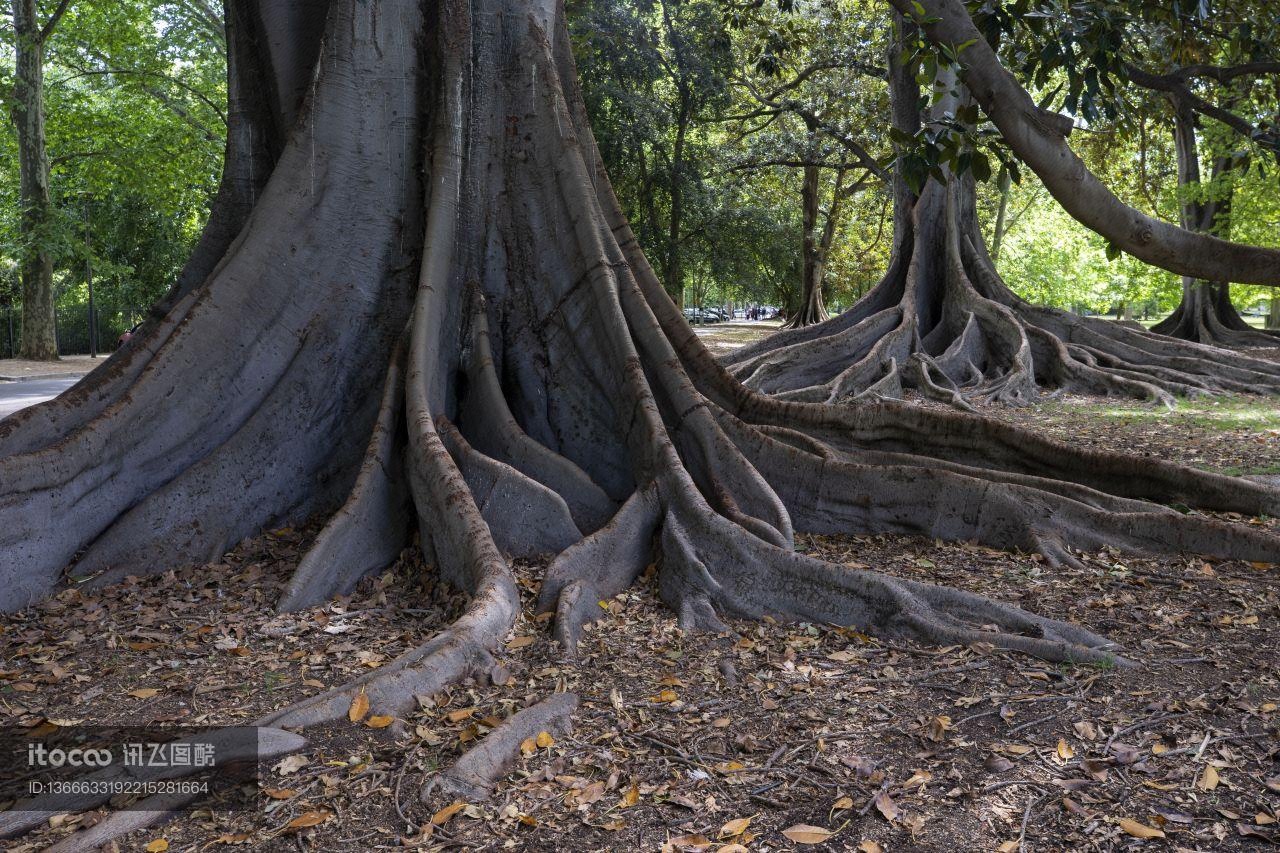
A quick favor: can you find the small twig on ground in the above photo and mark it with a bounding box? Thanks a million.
[1020,789,1056,851]
[1104,711,1192,752]
[1007,713,1059,736]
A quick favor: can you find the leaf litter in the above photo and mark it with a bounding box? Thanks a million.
[0,401,1276,851]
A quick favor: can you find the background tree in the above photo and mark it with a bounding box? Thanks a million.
[1006,0,1280,345]
[0,0,226,357]
[725,0,1280,407]
[725,0,890,326]
[6,0,72,360]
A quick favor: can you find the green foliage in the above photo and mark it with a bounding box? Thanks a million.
[0,1,225,346]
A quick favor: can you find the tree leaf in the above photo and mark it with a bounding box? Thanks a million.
[719,816,753,838]
[782,824,833,844]
[285,811,330,831]
[347,691,369,723]
[432,801,466,826]
[1118,818,1165,839]
[1197,765,1220,791]
[366,714,394,729]
[875,791,900,822]
[145,841,169,853]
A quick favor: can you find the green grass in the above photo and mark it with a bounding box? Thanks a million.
[1043,396,1280,433]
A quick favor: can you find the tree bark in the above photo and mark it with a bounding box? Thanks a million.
[783,162,832,328]
[3,2,1280,847]
[9,0,59,361]
[1152,103,1278,347]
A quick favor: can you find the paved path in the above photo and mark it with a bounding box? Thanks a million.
[0,377,78,420]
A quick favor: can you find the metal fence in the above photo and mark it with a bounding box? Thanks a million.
[2,305,142,359]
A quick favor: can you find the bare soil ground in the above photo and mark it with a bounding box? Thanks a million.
[691,321,782,358]
[2,327,1277,852]
[0,356,100,382]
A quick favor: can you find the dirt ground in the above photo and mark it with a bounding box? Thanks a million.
[1,328,1278,852]
[0,356,100,382]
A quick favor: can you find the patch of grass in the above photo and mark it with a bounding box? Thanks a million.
[1043,396,1280,433]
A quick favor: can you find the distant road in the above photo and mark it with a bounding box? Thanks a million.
[0,377,78,420]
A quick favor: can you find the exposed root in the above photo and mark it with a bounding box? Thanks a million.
[423,693,578,801]
[458,289,616,534]
[722,181,1280,406]
[537,486,662,655]
[0,727,307,842]
[1152,282,1280,348]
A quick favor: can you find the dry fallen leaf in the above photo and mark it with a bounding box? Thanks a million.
[507,635,535,649]
[858,841,884,853]
[1117,818,1165,839]
[666,832,712,850]
[128,688,159,700]
[903,769,932,788]
[211,833,252,845]
[264,788,296,800]
[446,707,477,723]
[366,715,394,729]
[1056,739,1075,761]
[347,691,370,723]
[719,816,753,838]
[619,782,639,808]
[144,840,169,853]
[273,754,309,775]
[874,792,899,822]
[520,737,537,757]
[432,801,466,826]
[535,730,555,748]
[1197,765,1220,791]
[285,811,330,831]
[781,824,834,844]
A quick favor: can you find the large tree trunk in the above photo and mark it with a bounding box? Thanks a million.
[9,0,59,361]
[4,0,1280,846]
[725,67,1280,405]
[1151,103,1279,347]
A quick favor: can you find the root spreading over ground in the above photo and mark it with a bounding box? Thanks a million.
[722,179,1280,407]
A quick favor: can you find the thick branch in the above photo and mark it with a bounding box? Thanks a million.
[892,0,1280,286]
